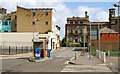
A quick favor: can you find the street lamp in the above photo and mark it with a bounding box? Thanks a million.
[32,19,40,58]
[113,1,120,33]
[113,1,120,54]
[89,22,91,60]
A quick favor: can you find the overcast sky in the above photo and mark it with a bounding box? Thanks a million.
[0,0,118,40]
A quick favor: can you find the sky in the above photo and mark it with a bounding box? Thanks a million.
[0,0,119,40]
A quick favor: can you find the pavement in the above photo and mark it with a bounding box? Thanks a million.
[62,52,112,72]
[105,56,119,72]
[0,52,33,59]
[0,47,65,60]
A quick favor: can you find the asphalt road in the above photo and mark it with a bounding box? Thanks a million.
[2,47,75,72]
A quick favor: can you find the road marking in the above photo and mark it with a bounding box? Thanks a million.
[69,57,75,61]
[61,65,112,72]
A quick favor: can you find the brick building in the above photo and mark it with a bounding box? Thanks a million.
[90,27,120,50]
[65,11,89,46]
[65,8,120,47]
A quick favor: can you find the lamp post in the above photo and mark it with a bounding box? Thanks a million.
[113,1,120,33]
[113,1,120,55]
[98,21,100,51]
[89,22,91,60]
[82,26,87,56]
[32,19,40,58]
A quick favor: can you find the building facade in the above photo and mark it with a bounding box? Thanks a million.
[0,7,8,20]
[9,6,60,50]
[0,6,60,50]
[0,20,11,32]
[65,11,89,46]
[10,6,56,33]
[90,27,120,50]
[109,8,120,33]
[65,8,119,46]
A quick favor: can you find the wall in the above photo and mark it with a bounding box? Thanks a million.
[90,33,120,50]
[0,32,34,47]
[15,6,52,33]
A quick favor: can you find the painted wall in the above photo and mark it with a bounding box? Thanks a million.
[0,20,11,32]
[0,32,34,47]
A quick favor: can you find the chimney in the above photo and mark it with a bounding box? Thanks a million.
[85,11,87,17]
[109,8,115,18]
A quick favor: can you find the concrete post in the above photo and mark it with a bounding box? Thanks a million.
[108,51,110,56]
[75,52,79,60]
[103,52,106,63]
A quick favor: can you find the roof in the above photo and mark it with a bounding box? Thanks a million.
[100,27,117,33]
[17,6,55,11]
[67,16,89,21]
[109,8,115,10]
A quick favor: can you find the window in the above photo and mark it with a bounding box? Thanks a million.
[71,30,73,33]
[15,24,17,27]
[45,21,48,25]
[32,12,35,16]
[15,15,17,19]
[3,21,8,26]
[9,21,11,25]
[75,30,78,34]
[75,39,78,43]
[80,22,83,25]
[75,22,78,24]
[4,30,8,32]
[70,21,73,24]
[45,12,48,16]
[80,28,82,33]
[32,22,35,25]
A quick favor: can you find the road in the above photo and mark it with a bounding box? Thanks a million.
[1,47,75,72]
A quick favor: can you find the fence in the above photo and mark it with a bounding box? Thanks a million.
[96,50,106,63]
[0,46,33,55]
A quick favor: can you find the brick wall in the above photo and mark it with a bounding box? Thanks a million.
[89,33,120,50]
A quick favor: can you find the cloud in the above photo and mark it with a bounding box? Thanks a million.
[75,6,109,22]
[0,1,110,40]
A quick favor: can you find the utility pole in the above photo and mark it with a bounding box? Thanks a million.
[113,1,120,33]
[113,1,120,55]
[89,22,91,60]
[98,21,100,51]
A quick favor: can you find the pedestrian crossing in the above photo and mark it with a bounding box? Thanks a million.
[61,65,112,72]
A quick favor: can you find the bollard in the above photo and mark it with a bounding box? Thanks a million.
[75,52,79,60]
[108,51,110,56]
[103,52,106,63]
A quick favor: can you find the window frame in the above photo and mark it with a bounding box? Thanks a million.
[32,21,35,25]
[45,12,48,16]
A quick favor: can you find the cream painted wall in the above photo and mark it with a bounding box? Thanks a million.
[0,32,35,47]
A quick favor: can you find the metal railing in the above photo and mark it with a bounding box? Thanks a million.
[0,46,32,55]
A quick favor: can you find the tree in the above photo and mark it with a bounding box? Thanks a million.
[60,37,66,47]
